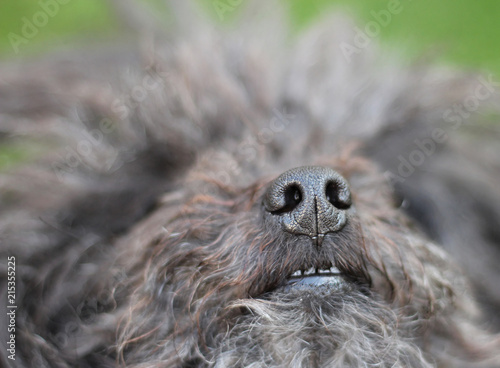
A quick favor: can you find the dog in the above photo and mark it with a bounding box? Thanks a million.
[1,1,500,367]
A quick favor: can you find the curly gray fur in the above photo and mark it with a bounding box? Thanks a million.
[1,1,500,367]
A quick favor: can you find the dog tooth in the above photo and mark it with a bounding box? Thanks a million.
[329,266,341,274]
[291,271,301,277]
[304,267,315,275]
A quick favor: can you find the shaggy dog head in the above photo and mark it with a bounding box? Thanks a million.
[115,155,481,367]
[2,2,500,368]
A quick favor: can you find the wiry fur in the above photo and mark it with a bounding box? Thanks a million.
[1,2,500,367]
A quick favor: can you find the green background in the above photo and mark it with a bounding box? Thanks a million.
[1,0,499,169]
[289,0,500,75]
[1,0,499,74]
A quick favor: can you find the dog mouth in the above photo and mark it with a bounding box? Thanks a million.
[256,261,365,297]
[284,265,345,289]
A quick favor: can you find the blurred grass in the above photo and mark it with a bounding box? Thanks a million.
[0,0,116,58]
[0,141,47,171]
[1,1,499,71]
[1,0,499,169]
[288,0,500,75]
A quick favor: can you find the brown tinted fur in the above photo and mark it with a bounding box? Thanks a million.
[1,2,500,367]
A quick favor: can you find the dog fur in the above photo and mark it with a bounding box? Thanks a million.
[1,1,500,367]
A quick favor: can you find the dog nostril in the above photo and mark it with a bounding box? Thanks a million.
[325,181,351,210]
[272,184,302,215]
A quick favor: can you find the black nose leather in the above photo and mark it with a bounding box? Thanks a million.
[264,166,352,246]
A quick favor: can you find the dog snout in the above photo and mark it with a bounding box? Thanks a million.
[264,166,352,246]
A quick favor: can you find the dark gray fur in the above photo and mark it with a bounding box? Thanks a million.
[1,1,500,367]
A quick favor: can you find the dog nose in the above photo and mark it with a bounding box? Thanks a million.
[264,166,352,246]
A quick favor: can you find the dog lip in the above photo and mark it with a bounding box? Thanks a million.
[286,266,343,287]
[262,266,344,294]
[285,274,345,288]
